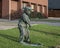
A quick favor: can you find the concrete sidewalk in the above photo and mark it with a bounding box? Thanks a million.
[0,21,17,30]
[0,19,18,30]
[48,17,60,20]
[0,21,39,30]
[0,26,17,30]
[0,18,60,30]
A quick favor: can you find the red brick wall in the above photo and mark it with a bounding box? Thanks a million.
[2,0,9,18]
[11,1,18,20]
[11,1,18,12]
[23,0,48,5]
[22,0,48,17]
[1,0,48,20]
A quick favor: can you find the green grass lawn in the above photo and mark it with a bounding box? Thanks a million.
[0,24,60,48]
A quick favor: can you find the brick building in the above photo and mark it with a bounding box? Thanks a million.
[0,0,48,20]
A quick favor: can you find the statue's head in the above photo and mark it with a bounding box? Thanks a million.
[23,4,32,15]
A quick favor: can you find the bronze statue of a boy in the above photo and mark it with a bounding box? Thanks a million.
[18,4,42,46]
[18,4,32,43]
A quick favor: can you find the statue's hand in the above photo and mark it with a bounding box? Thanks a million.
[29,24,31,28]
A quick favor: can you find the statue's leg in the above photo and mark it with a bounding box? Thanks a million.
[24,24,30,42]
[18,24,24,42]
[26,26,30,42]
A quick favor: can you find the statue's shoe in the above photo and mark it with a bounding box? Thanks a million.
[20,41,43,47]
[24,40,31,43]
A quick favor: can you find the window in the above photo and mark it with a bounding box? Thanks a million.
[42,6,45,13]
[22,2,28,8]
[31,3,35,12]
[42,6,47,14]
[37,5,40,12]
[23,3,27,8]
[38,5,42,13]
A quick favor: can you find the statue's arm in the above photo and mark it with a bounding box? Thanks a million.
[26,18,31,27]
[18,19,22,26]
[28,22,31,27]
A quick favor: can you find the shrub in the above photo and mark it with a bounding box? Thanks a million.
[30,11,45,19]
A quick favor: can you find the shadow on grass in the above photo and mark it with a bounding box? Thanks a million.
[48,46,55,48]
[0,28,60,43]
[30,29,60,36]
[0,33,18,42]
